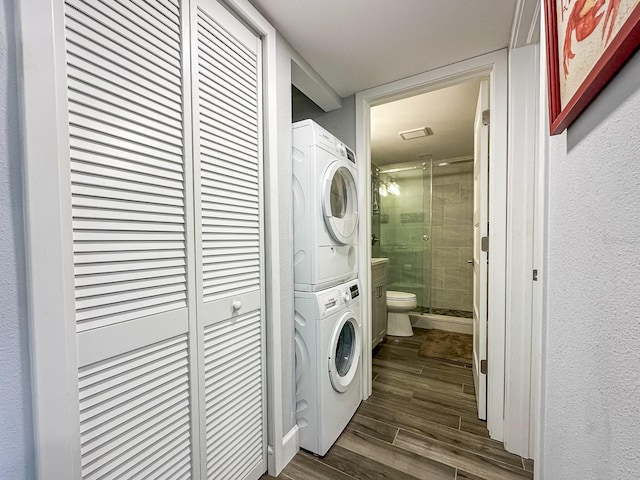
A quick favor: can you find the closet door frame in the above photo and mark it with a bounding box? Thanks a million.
[17,0,284,477]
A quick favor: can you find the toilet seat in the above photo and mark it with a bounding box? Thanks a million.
[387,291,415,299]
[386,291,417,308]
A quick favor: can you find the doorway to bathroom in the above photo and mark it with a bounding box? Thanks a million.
[371,107,477,324]
[356,51,509,441]
[369,75,483,333]
[369,77,483,406]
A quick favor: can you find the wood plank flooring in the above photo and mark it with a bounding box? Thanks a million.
[263,328,533,480]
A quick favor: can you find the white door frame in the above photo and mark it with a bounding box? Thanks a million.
[356,49,509,441]
[504,43,540,458]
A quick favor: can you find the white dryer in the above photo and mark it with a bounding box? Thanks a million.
[293,120,359,292]
[294,279,362,456]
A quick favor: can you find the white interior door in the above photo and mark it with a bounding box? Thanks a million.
[473,79,489,421]
[191,1,266,478]
[65,1,199,477]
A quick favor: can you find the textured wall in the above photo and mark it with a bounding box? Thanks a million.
[0,0,35,477]
[542,49,640,478]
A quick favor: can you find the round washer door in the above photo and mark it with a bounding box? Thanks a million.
[322,162,358,244]
[328,311,361,393]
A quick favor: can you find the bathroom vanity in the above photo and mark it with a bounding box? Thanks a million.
[371,258,389,348]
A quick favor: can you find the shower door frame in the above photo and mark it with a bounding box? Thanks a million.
[376,160,432,311]
[356,49,508,442]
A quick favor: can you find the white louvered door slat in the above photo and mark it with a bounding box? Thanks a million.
[63,0,198,477]
[192,0,266,479]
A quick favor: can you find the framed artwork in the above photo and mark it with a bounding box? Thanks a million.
[544,0,640,134]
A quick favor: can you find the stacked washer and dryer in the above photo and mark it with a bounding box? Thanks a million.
[292,120,362,456]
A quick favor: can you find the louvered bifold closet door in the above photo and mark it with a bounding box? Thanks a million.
[191,1,266,479]
[63,0,199,478]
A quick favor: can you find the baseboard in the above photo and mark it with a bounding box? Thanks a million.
[281,425,300,470]
[267,424,299,476]
[410,313,473,335]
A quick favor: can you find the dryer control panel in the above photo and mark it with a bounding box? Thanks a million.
[297,119,356,166]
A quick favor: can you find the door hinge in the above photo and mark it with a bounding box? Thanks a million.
[533,269,538,281]
[482,109,490,126]
[480,359,488,375]
[481,236,489,252]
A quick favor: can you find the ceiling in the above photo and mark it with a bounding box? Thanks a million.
[249,1,517,176]
[370,78,482,168]
[249,0,517,97]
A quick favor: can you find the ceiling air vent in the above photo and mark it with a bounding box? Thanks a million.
[399,127,433,140]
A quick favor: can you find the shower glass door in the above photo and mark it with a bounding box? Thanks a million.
[377,160,432,311]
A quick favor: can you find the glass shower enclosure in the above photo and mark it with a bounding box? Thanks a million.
[372,160,432,311]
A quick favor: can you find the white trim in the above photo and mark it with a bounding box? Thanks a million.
[410,314,473,335]
[279,425,300,469]
[527,2,542,45]
[283,33,342,112]
[355,91,373,401]
[291,60,342,112]
[532,5,550,474]
[356,50,509,442]
[17,0,81,477]
[504,43,539,458]
[510,0,541,49]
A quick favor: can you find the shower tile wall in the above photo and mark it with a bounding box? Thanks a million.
[431,171,474,313]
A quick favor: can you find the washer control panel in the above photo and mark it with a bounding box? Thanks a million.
[318,280,360,317]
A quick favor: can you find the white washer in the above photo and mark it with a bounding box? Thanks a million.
[294,279,362,456]
[293,120,359,292]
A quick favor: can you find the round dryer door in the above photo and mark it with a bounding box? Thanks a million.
[328,312,361,393]
[322,162,358,244]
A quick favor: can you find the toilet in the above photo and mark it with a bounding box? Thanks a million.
[386,291,417,336]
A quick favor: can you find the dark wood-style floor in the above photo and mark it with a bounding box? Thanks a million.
[263,328,534,480]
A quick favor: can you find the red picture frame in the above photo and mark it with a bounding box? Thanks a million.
[545,0,640,135]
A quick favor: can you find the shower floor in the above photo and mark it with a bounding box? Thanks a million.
[415,306,473,319]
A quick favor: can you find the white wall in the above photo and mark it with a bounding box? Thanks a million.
[309,94,356,150]
[0,0,35,477]
[541,49,640,478]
